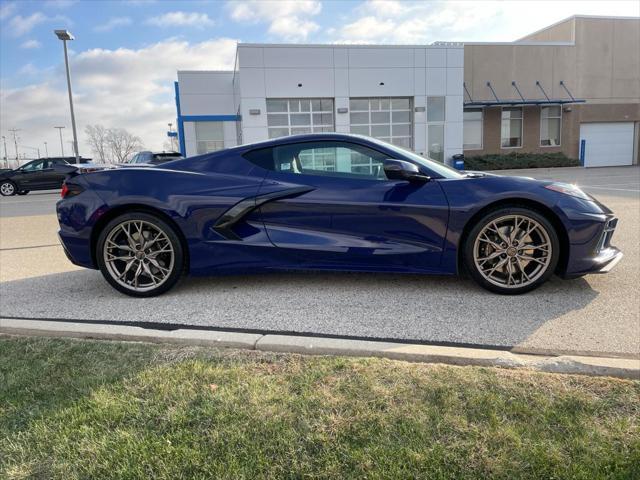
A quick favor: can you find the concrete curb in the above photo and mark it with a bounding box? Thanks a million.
[2,318,639,379]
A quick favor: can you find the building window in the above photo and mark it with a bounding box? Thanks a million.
[427,96,445,162]
[463,108,483,150]
[501,107,523,148]
[266,98,334,139]
[540,105,561,146]
[349,97,412,149]
[195,122,224,154]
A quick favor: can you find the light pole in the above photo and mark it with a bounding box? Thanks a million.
[54,126,65,157]
[44,141,49,158]
[8,128,20,160]
[54,30,80,164]
[1,136,7,168]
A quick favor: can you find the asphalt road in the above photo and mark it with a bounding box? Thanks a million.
[1,166,638,357]
[0,190,59,217]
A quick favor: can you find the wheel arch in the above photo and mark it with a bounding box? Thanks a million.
[458,198,570,276]
[90,204,190,274]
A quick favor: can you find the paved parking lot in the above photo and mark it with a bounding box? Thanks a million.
[1,166,638,357]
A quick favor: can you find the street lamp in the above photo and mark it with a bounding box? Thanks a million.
[44,141,49,158]
[54,29,80,164]
[54,126,65,157]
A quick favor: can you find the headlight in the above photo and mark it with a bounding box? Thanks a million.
[544,182,592,200]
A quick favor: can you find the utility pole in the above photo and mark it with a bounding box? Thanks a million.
[1,136,7,169]
[44,141,49,158]
[55,30,80,164]
[54,126,65,157]
[8,128,20,160]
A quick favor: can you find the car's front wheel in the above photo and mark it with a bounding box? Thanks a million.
[463,207,559,294]
[96,212,185,297]
[0,181,16,196]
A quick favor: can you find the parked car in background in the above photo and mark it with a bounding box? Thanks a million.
[126,151,183,165]
[0,157,91,196]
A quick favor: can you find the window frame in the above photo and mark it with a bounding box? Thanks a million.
[195,121,225,155]
[500,106,523,149]
[463,108,483,150]
[539,104,562,147]
[426,96,446,162]
[348,97,413,149]
[266,98,335,139]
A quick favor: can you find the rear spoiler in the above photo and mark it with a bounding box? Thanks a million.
[53,162,120,177]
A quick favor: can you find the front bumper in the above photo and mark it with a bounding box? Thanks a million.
[563,216,623,278]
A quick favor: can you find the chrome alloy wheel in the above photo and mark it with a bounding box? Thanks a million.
[473,214,552,289]
[0,182,15,196]
[103,220,175,292]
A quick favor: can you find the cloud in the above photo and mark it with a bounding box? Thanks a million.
[0,38,238,157]
[20,39,42,49]
[8,12,47,36]
[7,11,72,37]
[334,0,640,44]
[227,0,321,41]
[0,2,17,20]
[146,11,215,28]
[94,16,133,32]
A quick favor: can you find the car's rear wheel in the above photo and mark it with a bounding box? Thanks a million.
[96,212,185,297]
[0,181,16,196]
[463,207,559,294]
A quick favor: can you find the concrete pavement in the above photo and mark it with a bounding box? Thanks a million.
[0,166,638,358]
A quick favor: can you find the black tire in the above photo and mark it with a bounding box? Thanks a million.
[96,211,185,297]
[0,180,16,196]
[463,207,560,295]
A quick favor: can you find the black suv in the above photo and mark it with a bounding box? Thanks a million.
[0,157,90,196]
[127,151,183,165]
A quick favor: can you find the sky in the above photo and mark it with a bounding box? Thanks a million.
[1,0,639,159]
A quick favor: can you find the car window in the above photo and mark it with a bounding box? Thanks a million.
[22,160,44,172]
[272,141,388,180]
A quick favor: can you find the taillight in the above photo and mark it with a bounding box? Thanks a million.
[61,182,84,198]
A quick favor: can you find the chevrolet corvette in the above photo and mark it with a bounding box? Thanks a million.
[55,133,622,297]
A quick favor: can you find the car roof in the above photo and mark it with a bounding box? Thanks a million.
[231,132,379,153]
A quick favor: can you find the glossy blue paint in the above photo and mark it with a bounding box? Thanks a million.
[56,133,621,281]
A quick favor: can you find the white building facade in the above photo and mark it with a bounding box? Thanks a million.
[175,43,464,164]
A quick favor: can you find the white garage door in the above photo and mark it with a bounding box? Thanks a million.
[579,122,634,167]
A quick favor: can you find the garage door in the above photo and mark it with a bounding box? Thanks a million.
[579,122,634,167]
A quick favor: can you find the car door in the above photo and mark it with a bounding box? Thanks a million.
[255,140,449,271]
[16,160,47,189]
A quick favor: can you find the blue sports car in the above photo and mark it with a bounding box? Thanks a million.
[56,133,622,297]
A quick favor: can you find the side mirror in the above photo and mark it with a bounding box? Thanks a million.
[383,159,430,183]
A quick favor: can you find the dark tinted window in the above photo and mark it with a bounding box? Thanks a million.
[243,147,275,170]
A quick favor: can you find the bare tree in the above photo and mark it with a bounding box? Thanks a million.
[106,128,144,163]
[84,124,110,162]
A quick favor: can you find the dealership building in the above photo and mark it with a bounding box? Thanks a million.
[175,15,639,168]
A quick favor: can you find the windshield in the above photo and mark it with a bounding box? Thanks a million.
[367,137,464,179]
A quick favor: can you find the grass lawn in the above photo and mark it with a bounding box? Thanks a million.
[1,336,638,479]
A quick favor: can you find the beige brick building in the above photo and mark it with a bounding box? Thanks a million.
[463,16,640,166]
